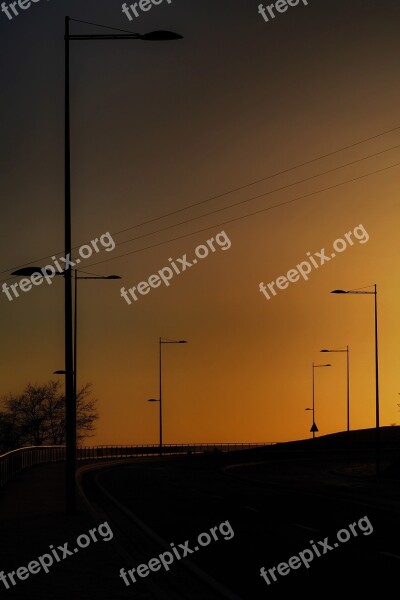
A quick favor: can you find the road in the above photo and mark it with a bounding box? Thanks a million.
[79,448,400,598]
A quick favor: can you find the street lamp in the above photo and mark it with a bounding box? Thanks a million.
[158,338,188,456]
[12,267,119,401]
[71,273,121,435]
[12,266,120,503]
[331,285,380,475]
[63,17,183,514]
[321,346,350,432]
[311,363,332,438]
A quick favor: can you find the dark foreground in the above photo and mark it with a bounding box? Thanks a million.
[1,434,400,599]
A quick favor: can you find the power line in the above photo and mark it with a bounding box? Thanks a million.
[62,161,400,272]
[112,124,400,237]
[111,143,400,249]
[1,160,398,286]
[1,125,399,277]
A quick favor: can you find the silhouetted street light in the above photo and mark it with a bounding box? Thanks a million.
[63,18,183,514]
[12,266,120,506]
[71,273,121,434]
[13,20,182,513]
[331,285,380,475]
[157,338,188,456]
[13,267,120,387]
[311,363,332,439]
[321,346,350,432]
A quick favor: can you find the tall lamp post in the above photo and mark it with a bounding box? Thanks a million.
[331,285,380,475]
[12,268,120,398]
[310,363,332,438]
[64,18,183,514]
[156,338,187,455]
[71,273,121,422]
[13,266,120,468]
[320,346,350,432]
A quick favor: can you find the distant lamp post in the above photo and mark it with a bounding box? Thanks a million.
[157,338,188,456]
[321,346,350,432]
[13,267,120,398]
[331,285,380,475]
[71,273,121,431]
[12,266,121,491]
[55,271,121,459]
[311,363,332,438]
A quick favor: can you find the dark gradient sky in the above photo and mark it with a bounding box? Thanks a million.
[1,0,399,444]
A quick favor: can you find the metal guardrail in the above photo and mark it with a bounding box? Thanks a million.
[78,443,272,460]
[0,445,66,488]
[0,443,273,488]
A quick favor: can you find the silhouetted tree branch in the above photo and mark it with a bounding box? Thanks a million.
[0,381,98,452]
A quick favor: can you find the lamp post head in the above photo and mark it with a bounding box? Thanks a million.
[178,340,187,344]
[305,408,313,411]
[12,267,42,276]
[104,275,121,279]
[320,347,347,353]
[140,31,183,41]
[147,398,160,403]
[331,289,348,294]
[53,370,66,374]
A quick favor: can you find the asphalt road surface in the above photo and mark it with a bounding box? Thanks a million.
[80,448,400,598]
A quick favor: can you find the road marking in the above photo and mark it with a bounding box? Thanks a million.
[245,506,259,512]
[380,551,400,560]
[293,523,319,533]
[334,543,339,548]
[74,548,78,553]
[194,546,199,551]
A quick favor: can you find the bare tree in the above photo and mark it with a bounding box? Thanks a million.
[0,381,98,450]
[76,383,98,442]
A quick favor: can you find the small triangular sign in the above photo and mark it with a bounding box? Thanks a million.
[310,422,319,433]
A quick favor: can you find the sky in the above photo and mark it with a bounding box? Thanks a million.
[0,0,399,445]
